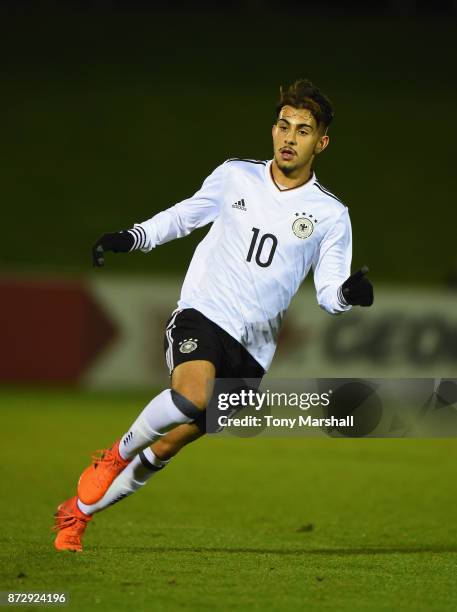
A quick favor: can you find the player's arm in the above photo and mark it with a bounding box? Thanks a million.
[92,162,227,267]
[312,208,373,313]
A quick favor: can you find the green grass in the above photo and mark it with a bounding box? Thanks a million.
[1,388,457,611]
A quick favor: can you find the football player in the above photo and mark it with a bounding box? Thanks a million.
[54,79,373,551]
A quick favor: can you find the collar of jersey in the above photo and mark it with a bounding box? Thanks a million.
[265,160,317,198]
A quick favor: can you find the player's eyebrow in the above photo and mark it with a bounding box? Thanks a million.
[277,117,314,130]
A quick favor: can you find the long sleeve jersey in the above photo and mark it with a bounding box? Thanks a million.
[128,158,352,370]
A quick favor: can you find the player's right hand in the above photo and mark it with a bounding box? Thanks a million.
[92,231,134,267]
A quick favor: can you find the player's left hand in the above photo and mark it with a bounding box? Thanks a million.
[340,266,374,307]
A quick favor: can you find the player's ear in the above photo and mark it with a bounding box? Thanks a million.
[314,133,329,155]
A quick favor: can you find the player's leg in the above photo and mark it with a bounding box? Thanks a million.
[77,309,220,506]
[77,359,213,506]
[54,309,219,551]
[75,361,211,516]
[53,423,202,552]
[54,418,205,552]
[151,418,205,461]
[75,421,204,517]
[73,336,264,527]
[118,358,214,458]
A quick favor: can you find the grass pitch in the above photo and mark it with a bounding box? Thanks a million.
[1,388,457,611]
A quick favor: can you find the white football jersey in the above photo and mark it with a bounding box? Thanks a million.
[129,159,352,370]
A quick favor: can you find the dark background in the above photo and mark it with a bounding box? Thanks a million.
[2,1,456,284]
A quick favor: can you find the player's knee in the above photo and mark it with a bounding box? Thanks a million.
[171,383,208,411]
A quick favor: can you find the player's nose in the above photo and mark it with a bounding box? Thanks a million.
[285,132,296,145]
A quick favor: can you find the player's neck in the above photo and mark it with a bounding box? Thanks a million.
[271,160,313,190]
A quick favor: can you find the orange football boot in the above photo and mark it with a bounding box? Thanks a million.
[77,439,130,505]
[53,496,92,552]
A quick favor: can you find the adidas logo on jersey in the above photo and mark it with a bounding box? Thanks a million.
[232,198,247,211]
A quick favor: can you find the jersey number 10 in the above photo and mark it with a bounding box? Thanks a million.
[246,227,278,268]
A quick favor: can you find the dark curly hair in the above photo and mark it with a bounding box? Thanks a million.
[276,79,334,130]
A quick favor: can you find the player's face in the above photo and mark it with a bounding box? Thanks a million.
[272,106,329,175]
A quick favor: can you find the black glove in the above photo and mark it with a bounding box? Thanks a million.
[92,231,134,267]
[339,266,374,307]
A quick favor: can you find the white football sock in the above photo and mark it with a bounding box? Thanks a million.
[77,448,169,515]
[119,389,202,460]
